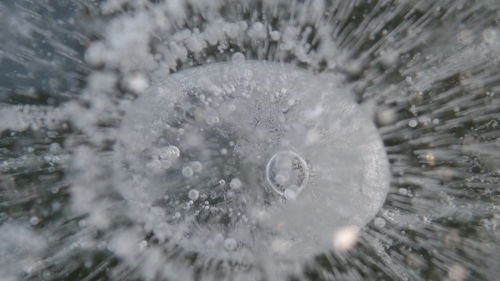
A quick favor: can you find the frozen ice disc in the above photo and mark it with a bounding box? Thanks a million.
[115,61,390,263]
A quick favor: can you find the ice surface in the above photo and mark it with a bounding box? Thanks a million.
[114,61,390,263]
[0,0,499,281]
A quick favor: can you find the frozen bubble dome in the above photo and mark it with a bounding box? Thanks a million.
[115,61,390,264]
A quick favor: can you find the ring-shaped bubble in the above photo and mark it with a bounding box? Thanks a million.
[265,150,310,199]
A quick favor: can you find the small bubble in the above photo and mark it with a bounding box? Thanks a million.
[406,253,424,269]
[457,29,474,45]
[408,119,418,128]
[376,107,397,126]
[284,189,297,200]
[448,263,468,281]
[159,146,180,160]
[271,239,291,253]
[190,161,203,173]
[138,240,148,250]
[424,152,435,165]
[232,52,245,63]
[444,232,461,248]
[78,219,87,227]
[266,151,309,197]
[270,30,281,41]
[51,202,61,211]
[30,216,40,226]
[332,225,360,252]
[374,217,386,228]
[147,158,171,172]
[49,143,62,153]
[274,174,288,185]
[188,189,200,201]
[219,179,226,186]
[205,115,220,125]
[224,238,237,251]
[123,72,149,94]
[248,22,266,39]
[230,178,242,189]
[84,260,92,268]
[381,49,399,66]
[482,28,497,45]
[182,166,194,177]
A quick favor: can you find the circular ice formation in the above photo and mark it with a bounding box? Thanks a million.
[115,61,390,263]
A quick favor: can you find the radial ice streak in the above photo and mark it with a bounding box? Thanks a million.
[115,61,390,261]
